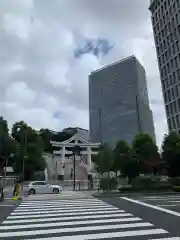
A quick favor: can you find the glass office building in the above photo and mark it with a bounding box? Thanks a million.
[89,56,156,148]
[149,0,180,133]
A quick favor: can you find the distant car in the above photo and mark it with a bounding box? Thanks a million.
[27,181,63,195]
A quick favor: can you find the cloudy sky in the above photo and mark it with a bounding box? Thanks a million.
[0,0,167,147]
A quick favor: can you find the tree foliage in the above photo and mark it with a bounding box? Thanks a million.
[132,133,159,173]
[113,140,130,174]
[162,132,180,177]
[12,121,46,180]
[119,151,140,183]
[93,143,114,175]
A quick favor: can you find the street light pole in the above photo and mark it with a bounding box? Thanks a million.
[73,152,76,191]
[23,133,27,179]
[72,145,81,191]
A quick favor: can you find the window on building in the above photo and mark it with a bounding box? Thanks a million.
[177,69,180,80]
[178,98,180,109]
[172,88,175,100]
[171,59,173,69]
[173,100,177,113]
[166,104,170,116]
[164,91,167,102]
[168,118,172,130]
[168,89,171,101]
[162,79,165,89]
[175,85,179,97]
[176,115,180,128]
[172,117,176,129]
[170,102,173,114]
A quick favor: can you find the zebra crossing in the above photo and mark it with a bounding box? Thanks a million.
[0,197,179,239]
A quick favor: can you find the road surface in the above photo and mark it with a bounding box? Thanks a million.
[0,192,179,239]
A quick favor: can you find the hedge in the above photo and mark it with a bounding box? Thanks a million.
[100,177,118,191]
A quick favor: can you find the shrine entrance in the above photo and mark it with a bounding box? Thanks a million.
[50,132,101,190]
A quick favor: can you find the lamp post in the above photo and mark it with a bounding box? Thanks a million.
[72,145,81,191]
[17,127,27,181]
[0,156,7,201]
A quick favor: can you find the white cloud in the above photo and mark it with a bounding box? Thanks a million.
[0,0,167,147]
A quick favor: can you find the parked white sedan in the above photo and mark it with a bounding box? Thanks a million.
[27,181,63,195]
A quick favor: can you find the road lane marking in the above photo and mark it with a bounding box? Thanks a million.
[149,237,180,240]
[3,216,141,224]
[14,204,114,211]
[9,210,128,218]
[0,221,153,230]
[157,204,180,207]
[0,224,167,237]
[25,229,168,240]
[11,207,117,215]
[121,197,180,217]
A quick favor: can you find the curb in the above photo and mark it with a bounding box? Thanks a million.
[93,191,180,198]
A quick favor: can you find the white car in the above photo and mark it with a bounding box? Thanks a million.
[27,181,63,195]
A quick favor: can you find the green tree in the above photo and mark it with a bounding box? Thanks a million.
[93,143,114,176]
[113,140,130,177]
[0,117,9,159]
[162,132,180,177]
[132,133,159,174]
[11,121,45,180]
[39,129,54,153]
[118,150,140,184]
[0,117,10,200]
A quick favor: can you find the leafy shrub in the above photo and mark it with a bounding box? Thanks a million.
[173,186,180,192]
[34,171,45,181]
[109,177,118,190]
[100,178,109,191]
[119,185,132,192]
[131,176,152,190]
[131,176,171,190]
[99,177,118,191]
[171,177,180,186]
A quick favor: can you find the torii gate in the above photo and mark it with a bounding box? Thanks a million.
[50,133,101,181]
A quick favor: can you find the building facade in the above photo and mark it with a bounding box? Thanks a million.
[149,0,180,133]
[89,56,156,148]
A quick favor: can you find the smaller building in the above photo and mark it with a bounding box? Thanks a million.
[45,128,100,182]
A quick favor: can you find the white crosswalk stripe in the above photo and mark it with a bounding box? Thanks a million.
[0,198,178,239]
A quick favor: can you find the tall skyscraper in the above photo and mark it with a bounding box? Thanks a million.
[149,0,180,133]
[89,56,156,148]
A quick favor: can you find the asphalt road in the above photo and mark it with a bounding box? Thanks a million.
[0,193,179,239]
[0,200,20,223]
[131,194,180,213]
[101,194,180,237]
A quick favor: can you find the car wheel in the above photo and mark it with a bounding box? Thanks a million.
[28,189,35,195]
[53,188,59,194]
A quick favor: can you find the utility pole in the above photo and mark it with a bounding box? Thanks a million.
[0,156,7,201]
[23,132,27,180]
[72,146,81,191]
[73,152,76,191]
